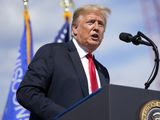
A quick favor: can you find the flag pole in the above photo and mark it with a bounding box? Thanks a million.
[23,0,32,65]
[60,0,74,22]
[23,0,28,10]
[54,0,74,43]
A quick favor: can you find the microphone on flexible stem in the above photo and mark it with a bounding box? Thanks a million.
[119,32,151,46]
[119,31,159,89]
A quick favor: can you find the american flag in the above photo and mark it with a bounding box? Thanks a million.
[54,20,70,43]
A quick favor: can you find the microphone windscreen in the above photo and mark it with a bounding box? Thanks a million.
[119,32,132,43]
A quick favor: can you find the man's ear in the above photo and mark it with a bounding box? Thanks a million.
[72,25,78,36]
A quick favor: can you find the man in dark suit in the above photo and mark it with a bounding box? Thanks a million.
[16,4,111,120]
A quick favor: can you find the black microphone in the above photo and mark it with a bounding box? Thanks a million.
[119,32,151,46]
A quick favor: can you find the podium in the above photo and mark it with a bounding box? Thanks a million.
[54,84,160,120]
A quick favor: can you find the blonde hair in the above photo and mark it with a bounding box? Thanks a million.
[72,4,111,27]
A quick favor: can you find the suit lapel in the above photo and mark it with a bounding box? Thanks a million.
[67,41,89,97]
[93,57,108,87]
[97,68,108,87]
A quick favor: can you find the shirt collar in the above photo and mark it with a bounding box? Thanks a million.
[72,38,88,59]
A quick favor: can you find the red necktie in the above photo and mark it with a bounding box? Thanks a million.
[86,53,98,93]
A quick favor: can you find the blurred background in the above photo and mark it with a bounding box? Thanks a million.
[0,0,160,119]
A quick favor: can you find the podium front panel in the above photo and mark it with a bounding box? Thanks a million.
[109,85,160,120]
[57,88,109,120]
[55,84,160,120]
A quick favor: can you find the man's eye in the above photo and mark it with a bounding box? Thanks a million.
[87,20,94,24]
[98,22,104,26]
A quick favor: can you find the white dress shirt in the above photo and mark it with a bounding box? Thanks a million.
[72,38,101,94]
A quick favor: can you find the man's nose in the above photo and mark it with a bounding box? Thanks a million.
[93,22,99,31]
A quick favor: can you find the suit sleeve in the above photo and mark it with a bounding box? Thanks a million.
[16,44,66,120]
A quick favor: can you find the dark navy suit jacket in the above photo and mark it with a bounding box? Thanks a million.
[16,40,110,120]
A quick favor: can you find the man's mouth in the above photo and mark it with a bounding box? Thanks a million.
[91,34,99,40]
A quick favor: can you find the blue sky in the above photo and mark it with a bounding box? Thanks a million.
[0,0,160,118]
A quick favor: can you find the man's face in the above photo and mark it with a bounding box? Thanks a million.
[72,12,106,52]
